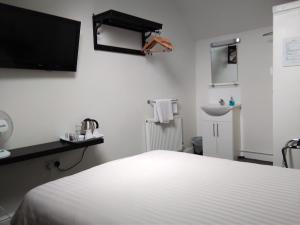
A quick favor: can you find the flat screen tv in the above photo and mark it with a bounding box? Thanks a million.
[0,3,81,72]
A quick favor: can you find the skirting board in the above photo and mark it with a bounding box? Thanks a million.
[145,147,193,154]
[183,147,194,154]
[240,150,273,162]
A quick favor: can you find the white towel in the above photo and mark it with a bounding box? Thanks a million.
[172,102,178,114]
[154,99,174,123]
[153,103,160,122]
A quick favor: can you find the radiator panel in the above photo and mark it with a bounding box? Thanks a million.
[145,117,183,151]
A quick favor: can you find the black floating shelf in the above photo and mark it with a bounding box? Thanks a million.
[94,44,145,56]
[0,138,104,166]
[93,10,163,55]
[93,10,162,32]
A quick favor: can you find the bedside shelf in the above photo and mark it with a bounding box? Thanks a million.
[0,138,104,166]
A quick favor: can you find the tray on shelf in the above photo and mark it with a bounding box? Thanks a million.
[60,136,104,144]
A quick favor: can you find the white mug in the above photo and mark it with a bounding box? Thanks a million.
[78,135,85,141]
[85,129,94,140]
[93,129,103,138]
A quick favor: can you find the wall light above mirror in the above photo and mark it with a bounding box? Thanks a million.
[210,38,241,87]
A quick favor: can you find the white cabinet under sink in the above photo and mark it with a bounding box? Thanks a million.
[202,107,241,160]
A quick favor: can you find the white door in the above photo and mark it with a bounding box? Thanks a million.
[202,120,217,157]
[216,121,234,160]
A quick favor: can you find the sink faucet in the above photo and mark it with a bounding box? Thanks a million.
[219,98,225,106]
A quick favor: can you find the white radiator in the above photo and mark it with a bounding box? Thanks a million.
[145,117,183,151]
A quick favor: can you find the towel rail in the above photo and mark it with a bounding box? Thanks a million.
[147,99,178,104]
[209,82,239,88]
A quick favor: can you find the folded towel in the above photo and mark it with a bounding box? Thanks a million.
[172,102,178,114]
[153,103,160,122]
[154,99,174,123]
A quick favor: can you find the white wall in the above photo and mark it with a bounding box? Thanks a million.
[174,0,291,40]
[0,0,196,213]
[196,27,273,161]
[273,1,300,168]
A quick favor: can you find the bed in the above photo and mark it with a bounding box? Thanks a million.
[12,150,300,225]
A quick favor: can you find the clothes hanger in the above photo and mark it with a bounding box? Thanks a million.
[142,34,174,55]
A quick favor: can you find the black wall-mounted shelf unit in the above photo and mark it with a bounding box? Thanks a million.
[0,138,104,166]
[93,10,163,56]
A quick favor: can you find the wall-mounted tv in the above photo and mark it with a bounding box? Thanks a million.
[0,3,81,72]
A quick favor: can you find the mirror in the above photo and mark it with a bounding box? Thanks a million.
[210,38,240,85]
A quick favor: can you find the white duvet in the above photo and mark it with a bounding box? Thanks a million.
[12,151,300,225]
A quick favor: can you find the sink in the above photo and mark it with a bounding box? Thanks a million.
[201,104,240,116]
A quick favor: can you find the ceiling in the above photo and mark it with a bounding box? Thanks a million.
[174,0,292,40]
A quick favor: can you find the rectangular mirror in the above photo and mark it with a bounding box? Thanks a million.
[210,38,240,85]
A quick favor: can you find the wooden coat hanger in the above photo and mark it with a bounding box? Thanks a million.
[142,36,174,54]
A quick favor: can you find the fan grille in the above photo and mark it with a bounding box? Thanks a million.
[0,111,13,146]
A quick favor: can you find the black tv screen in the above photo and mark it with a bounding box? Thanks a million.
[0,3,81,72]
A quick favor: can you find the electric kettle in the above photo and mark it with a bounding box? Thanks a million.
[81,118,99,135]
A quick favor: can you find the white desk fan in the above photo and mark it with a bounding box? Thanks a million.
[0,111,13,159]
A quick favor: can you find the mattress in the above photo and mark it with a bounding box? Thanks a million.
[12,150,300,225]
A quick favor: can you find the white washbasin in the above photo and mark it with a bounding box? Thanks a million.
[201,104,240,116]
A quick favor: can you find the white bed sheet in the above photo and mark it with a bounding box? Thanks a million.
[12,151,300,225]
